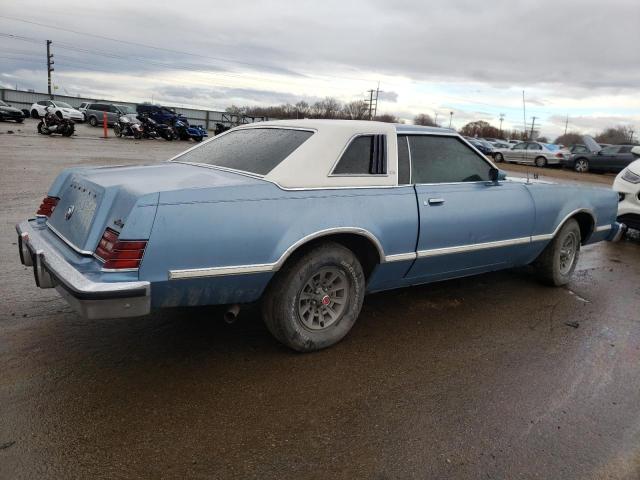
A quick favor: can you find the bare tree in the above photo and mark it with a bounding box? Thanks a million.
[413,113,437,126]
[554,132,582,146]
[459,120,502,139]
[374,113,401,123]
[342,100,369,120]
[595,126,635,145]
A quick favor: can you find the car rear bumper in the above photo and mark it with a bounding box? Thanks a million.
[607,221,627,242]
[16,220,150,319]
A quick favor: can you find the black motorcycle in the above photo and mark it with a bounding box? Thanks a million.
[138,114,174,141]
[37,107,74,136]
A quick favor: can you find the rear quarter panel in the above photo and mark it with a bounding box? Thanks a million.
[141,183,419,307]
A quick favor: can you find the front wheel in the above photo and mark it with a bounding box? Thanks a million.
[193,135,203,142]
[533,218,581,286]
[574,158,589,173]
[37,121,50,135]
[89,116,98,127]
[262,242,366,352]
[494,152,504,162]
[113,124,122,137]
[62,124,74,136]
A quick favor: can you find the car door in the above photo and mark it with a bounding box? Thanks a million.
[505,142,527,163]
[526,142,543,164]
[107,105,119,124]
[593,146,619,172]
[405,134,536,282]
[614,146,635,172]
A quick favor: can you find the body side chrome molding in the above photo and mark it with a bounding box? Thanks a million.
[167,210,602,280]
[169,227,389,280]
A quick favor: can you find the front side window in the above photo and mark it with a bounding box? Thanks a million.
[513,142,526,149]
[601,146,620,155]
[409,135,492,184]
[619,146,632,154]
[527,143,542,150]
[174,128,314,176]
[332,135,387,175]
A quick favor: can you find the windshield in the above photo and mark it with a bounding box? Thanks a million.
[173,128,314,175]
[53,101,72,108]
[0,100,7,107]
[115,105,136,114]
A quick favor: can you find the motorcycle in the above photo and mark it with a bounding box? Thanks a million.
[138,113,174,141]
[113,114,144,139]
[171,118,207,142]
[37,107,74,136]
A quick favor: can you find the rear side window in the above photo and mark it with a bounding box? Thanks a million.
[397,135,410,184]
[409,135,491,183]
[174,128,314,176]
[332,135,387,175]
[619,146,632,153]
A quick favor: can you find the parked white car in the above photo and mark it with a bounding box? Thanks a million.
[613,148,640,231]
[30,100,85,122]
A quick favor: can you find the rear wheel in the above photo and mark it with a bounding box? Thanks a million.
[535,156,547,168]
[89,116,98,127]
[533,219,581,286]
[193,135,203,142]
[574,158,589,173]
[262,242,365,352]
[37,121,50,135]
[494,152,504,162]
[62,124,74,137]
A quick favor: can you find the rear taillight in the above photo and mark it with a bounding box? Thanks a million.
[95,228,147,270]
[555,153,565,158]
[36,196,59,217]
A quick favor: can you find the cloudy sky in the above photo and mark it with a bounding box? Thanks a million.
[1,0,639,139]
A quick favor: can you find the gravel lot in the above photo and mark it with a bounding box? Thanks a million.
[1,119,639,479]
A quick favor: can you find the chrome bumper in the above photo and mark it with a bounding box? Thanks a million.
[16,221,151,319]
[607,222,627,242]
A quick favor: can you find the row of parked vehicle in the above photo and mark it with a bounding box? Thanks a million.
[28,100,209,142]
[466,136,639,174]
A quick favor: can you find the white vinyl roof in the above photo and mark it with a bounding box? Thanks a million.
[234,119,456,189]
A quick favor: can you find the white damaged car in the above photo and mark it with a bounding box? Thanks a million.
[30,100,85,122]
[613,146,640,232]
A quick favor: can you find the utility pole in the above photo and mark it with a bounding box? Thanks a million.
[434,112,439,127]
[448,111,454,129]
[373,81,380,119]
[499,113,505,136]
[530,116,537,140]
[564,114,569,136]
[365,88,379,121]
[522,90,527,140]
[46,40,54,98]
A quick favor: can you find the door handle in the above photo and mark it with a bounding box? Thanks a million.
[425,198,445,206]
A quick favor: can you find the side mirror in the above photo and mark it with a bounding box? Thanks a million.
[489,167,500,182]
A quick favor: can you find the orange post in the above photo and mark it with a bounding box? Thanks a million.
[103,111,108,138]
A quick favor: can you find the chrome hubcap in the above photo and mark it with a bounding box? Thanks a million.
[559,232,578,275]
[297,267,349,330]
[576,161,587,172]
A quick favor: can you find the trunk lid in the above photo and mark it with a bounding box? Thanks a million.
[47,162,264,253]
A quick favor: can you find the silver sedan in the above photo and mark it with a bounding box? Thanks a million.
[498,141,569,167]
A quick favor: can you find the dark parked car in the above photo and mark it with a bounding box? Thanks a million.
[564,145,640,173]
[0,100,25,122]
[136,104,188,125]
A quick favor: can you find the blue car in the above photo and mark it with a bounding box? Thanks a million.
[16,120,624,351]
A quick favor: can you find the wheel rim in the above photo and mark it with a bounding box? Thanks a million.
[496,153,503,162]
[559,231,578,275]
[297,266,349,330]
[575,160,587,172]
[536,157,546,167]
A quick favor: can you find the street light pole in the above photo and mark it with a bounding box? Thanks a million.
[448,111,453,129]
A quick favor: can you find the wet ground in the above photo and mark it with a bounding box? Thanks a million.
[1,119,639,479]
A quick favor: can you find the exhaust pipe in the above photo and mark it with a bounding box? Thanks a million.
[224,304,241,324]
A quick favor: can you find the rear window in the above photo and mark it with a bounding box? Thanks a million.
[174,128,314,175]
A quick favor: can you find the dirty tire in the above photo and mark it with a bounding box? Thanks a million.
[533,218,581,286]
[262,242,365,352]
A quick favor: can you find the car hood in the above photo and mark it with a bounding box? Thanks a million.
[0,105,22,113]
[627,158,640,175]
[582,135,602,153]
